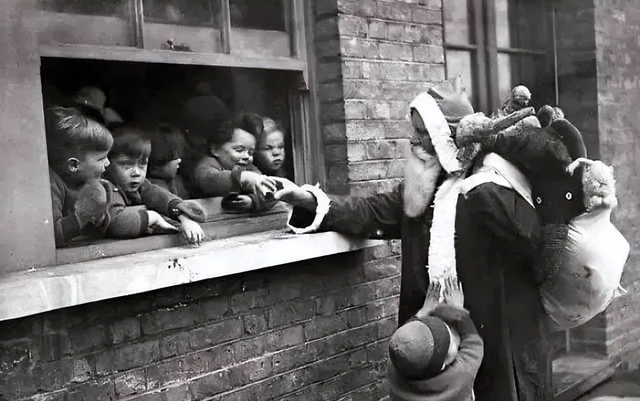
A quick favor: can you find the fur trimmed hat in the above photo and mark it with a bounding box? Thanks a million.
[388,316,451,380]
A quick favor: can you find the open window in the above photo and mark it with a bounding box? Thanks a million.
[32,0,323,266]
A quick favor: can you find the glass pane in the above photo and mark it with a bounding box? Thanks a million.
[497,53,514,103]
[143,0,222,52]
[495,0,511,48]
[229,0,291,57]
[443,0,472,44]
[37,0,134,46]
[230,0,286,31]
[445,50,475,109]
[495,0,547,51]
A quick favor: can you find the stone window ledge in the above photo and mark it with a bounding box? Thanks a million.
[0,231,382,321]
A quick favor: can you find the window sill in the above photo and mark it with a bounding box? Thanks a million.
[0,230,383,321]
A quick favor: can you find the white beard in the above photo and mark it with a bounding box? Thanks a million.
[403,150,442,218]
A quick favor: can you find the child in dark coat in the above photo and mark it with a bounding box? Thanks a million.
[387,279,484,401]
[45,106,113,247]
[103,127,206,245]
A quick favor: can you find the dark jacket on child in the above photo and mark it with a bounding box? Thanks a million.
[387,309,484,401]
[106,179,180,238]
[148,175,191,200]
[49,168,108,247]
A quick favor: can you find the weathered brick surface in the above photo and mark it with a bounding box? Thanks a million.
[0,247,402,400]
[313,0,445,194]
[554,0,640,371]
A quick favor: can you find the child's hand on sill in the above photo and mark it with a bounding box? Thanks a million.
[177,215,204,245]
[146,210,180,235]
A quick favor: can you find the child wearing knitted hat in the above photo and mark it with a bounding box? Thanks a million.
[387,279,484,401]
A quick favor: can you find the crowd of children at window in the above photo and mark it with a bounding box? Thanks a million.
[46,86,291,248]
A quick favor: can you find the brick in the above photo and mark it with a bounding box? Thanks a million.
[190,319,243,350]
[316,38,342,59]
[320,101,347,123]
[368,19,387,39]
[344,99,369,119]
[366,297,399,321]
[346,119,413,141]
[96,341,160,373]
[412,44,445,63]
[376,315,398,338]
[68,325,109,355]
[337,0,377,17]
[319,80,345,103]
[114,369,147,397]
[229,357,274,386]
[343,78,380,99]
[378,42,413,61]
[377,2,411,21]
[315,0,338,17]
[348,159,406,181]
[70,357,93,383]
[264,325,306,352]
[188,369,233,398]
[66,378,116,401]
[338,14,368,37]
[140,303,201,335]
[411,5,442,24]
[112,317,140,344]
[322,122,347,143]
[315,16,339,38]
[325,143,348,163]
[304,314,348,341]
[347,138,409,161]
[266,299,315,328]
[341,37,379,58]
[316,59,343,83]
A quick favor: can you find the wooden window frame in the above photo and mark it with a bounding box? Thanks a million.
[443,0,551,114]
[26,0,326,267]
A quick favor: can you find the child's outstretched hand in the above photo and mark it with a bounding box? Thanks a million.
[272,177,318,211]
[415,280,442,320]
[177,215,204,245]
[240,171,277,198]
[146,210,180,234]
[442,276,465,309]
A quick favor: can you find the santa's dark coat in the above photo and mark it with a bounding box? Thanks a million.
[289,179,552,401]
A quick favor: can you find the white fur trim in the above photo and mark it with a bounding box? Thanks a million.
[427,176,465,285]
[287,184,331,234]
[410,93,463,174]
[461,153,534,208]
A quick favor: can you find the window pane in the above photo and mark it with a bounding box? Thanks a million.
[495,0,547,51]
[230,0,286,31]
[497,53,514,103]
[229,0,291,57]
[445,50,475,108]
[37,0,134,46]
[443,0,473,44]
[143,0,223,52]
[495,0,511,48]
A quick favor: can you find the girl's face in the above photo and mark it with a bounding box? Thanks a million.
[210,128,256,170]
[255,130,285,174]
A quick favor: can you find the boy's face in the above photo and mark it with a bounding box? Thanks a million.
[73,150,110,183]
[256,130,285,173]
[150,158,181,181]
[210,128,256,170]
[107,155,148,193]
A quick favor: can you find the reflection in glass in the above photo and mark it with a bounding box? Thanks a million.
[229,0,285,31]
[446,50,475,109]
[37,0,134,46]
[443,0,472,44]
[143,0,222,52]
